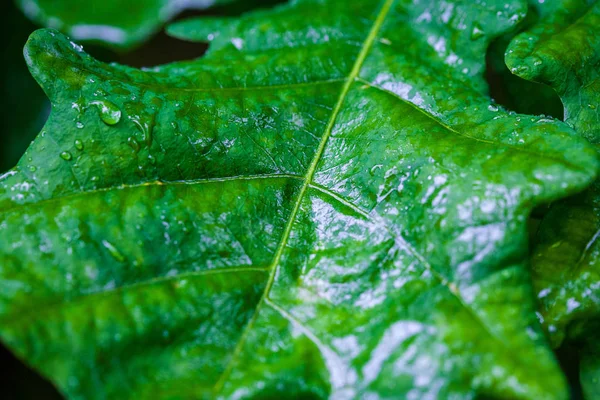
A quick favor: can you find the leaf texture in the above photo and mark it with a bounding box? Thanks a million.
[1,1,599,399]
[506,0,600,346]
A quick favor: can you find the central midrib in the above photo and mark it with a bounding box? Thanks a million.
[213,0,395,393]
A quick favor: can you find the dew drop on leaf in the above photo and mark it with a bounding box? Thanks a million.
[74,139,84,151]
[102,240,125,263]
[90,99,122,125]
[127,137,141,153]
[60,151,73,161]
[370,164,382,176]
[130,114,155,146]
[470,24,485,40]
[171,121,181,135]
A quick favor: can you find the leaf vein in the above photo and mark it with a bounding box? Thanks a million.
[2,267,270,325]
[212,0,396,393]
[0,174,304,217]
[356,77,588,172]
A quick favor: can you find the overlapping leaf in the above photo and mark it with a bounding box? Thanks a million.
[14,0,240,49]
[1,0,598,399]
[506,0,600,347]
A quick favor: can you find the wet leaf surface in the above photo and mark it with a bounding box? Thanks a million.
[1,1,599,399]
[507,0,600,347]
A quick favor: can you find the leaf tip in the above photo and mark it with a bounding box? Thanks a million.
[24,29,90,100]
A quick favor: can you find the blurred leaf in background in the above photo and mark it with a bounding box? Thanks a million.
[14,0,285,50]
[14,0,238,50]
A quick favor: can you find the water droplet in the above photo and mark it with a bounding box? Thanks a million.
[90,100,121,125]
[72,98,85,113]
[29,165,37,172]
[131,114,155,146]
[532,56,543,66]
[488,104,499,112]
[513,65,529,74]
[231,37,244,50]
[148,155,156,165]
[94,88,108,97]
[60,151,73,161]
[127,137,141,153]
[102,240,125,263]
[589,104,597,109]
[170,121,181,135]
[74,139,84,151]
[76,121,84,129]
[471,24,485,40]
[370,164,383,176]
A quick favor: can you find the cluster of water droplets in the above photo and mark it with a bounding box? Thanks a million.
[58,80,173,183]
[58,85,125,171]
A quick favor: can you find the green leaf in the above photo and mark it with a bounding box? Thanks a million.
[1,1,598,398]
[486,2,564,120]
[14,0,240,50]
[506,0,600,346]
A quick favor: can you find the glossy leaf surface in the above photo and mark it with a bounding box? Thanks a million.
[507,0,600,346]
[15,0,237,49]
[1,1,599,399]
[486,3,564,120]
